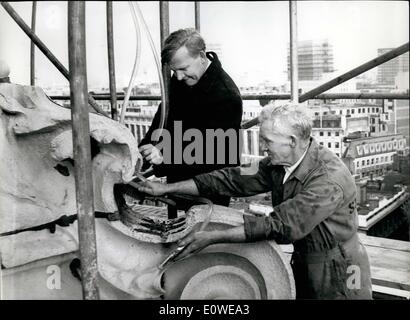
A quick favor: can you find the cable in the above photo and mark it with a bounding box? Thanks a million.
[132,1,166,142]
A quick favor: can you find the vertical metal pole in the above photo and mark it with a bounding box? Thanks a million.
[68,1,99,300]
[159,1,170,136]
[194,2,200,32]
[289,1,299,103]
[106,1,118,120]
[30,1,37,86]
[160,1,174,218]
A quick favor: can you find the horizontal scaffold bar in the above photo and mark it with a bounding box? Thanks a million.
[49,93,409,102]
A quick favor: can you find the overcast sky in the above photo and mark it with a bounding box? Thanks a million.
[0,1,408,89]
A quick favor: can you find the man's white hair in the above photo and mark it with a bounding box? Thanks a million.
[258,103,313,140]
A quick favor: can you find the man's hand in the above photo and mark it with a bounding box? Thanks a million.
[174,228,217,261]
[137,181,169,196]
[174,225,247,261]
[139,144,163,165]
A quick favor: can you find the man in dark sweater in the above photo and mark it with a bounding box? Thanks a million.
[138,28,243,215]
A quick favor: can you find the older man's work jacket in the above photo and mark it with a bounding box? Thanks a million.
[193,138,372,299]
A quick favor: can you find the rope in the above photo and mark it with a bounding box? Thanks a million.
[0,211,117,238]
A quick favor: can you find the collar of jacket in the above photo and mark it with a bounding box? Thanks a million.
[189,51,222,94]
[287,137,320,184]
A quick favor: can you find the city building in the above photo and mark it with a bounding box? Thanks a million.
[124,104,158,144]
[395,99,410,144]
[395,71,409,91]
[304,102,393,157]
[342,133,407,180]
[287,39,334,81]
[377,49,409,85]
[241,102,264,163]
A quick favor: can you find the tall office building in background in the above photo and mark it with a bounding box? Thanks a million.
[377,49,409,85]
[287,39,334,81]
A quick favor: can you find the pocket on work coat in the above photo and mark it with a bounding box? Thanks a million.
[291,254,349,299]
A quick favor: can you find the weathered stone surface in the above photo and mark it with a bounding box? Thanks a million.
[0,83,140,235]
[0,83,294,299]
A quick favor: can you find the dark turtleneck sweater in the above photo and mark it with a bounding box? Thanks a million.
[139,52,243,206]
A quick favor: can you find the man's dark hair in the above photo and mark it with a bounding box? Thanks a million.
[161,28,206,65]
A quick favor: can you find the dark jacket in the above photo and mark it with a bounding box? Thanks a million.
[193,139,372,299]
[139,52,243,206]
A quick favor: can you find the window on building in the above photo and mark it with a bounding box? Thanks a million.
[372,108,375,113]
[371,159,374,165]
[136,125,141,143]
[339,110,343,115]
[367,108,370,113]
[335,132,340,136]
[362,108,365,113]
[328,132,331,136]
[320,142,324,146]
[356,162,360,167]
[376,158,379,164]
[247,131,253,154]
[358,109,361,113]
[315,112,319,116]
[335,142,339,148]
[362,160,365,166]
[367,159,370,165]
[347,110,350,115]
[371,127,375,132]
[382,124,386,131]
[351,109,355,114]
[258,136,264,156]
[385,156,388,162]
[320,132,324,136]
[390,155,393,161]
[328,142,332,148]
[376,108,379,112]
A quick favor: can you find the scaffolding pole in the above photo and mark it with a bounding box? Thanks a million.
[30,1,36,86]
[159,1,175,218]
[289,1,298,103]
[0,1,109,117]
[68,1,99,300]
[195,2,200,32]
[160,0,170,127]
[50,92,410,102]
[106,1,118,120]
[159,1,170,137]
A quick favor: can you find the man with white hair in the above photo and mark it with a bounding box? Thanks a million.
[137,103,373,299]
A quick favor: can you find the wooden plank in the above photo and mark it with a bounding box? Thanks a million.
[359,233,410,252]
[372,284,410,299]
[371,267,410,291]
[280,239,410,292]
[364,244,410,291]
